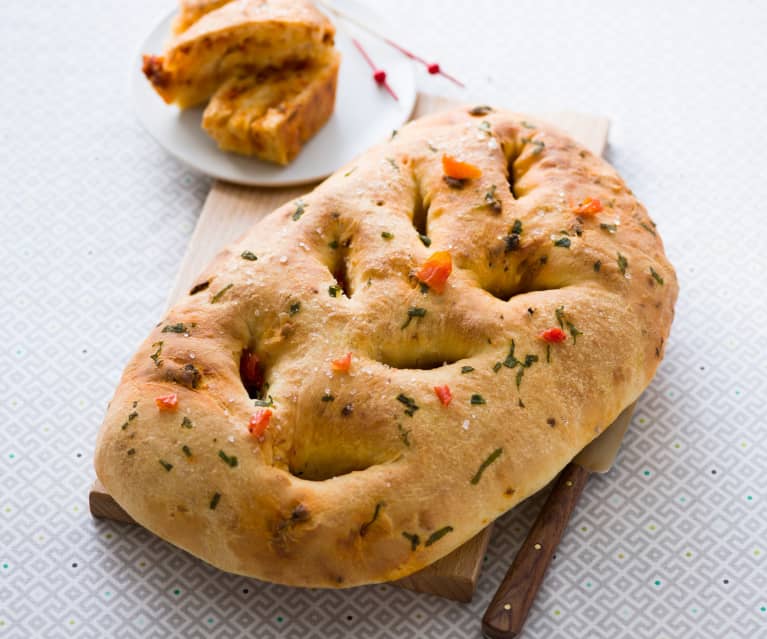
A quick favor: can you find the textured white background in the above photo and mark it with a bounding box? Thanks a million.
[1,1,766,637]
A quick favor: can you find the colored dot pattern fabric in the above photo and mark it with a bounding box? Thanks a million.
[1,1,766,637]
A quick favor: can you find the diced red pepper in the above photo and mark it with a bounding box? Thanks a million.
[573,197,603,216]
[539,327,567,343]
[155,393,179,411]
[248,409,272,438]
[331,352,352,373]
[416,251,453,294]
[434,385,452,406]
[442,154,482,180]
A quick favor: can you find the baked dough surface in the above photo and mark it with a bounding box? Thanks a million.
[95,107,677,587]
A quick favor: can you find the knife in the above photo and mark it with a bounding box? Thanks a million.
[481,402,637,639]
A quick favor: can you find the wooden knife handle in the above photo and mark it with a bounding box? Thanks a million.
[481,463,590,639]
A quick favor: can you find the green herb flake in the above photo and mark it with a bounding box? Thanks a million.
[522,137,545,154]
[289,301,301,316]
[402,531,420,550]
[150,341,164,367]
[396,394,420,417]
[328,284,341,297]
[443,176,465,189]
[470,447,503,485]
[397,423,411,447]
[650,267,665,285]
[469,105,493,116]
[567,322,582,345]
[479,120,492,133]
[253,395,274,408]
[292,200,306,221]
[381,231,394,240]
[617,252,629,275]
[328,239,339,249]
[343,166,357,177]
[546,343,551,363]
[521,120,536,129]
[209,492,221,510]
[181,416,193,429]
[128,411,138,421]
[511,219,523,235]
[554,237,571,248]
[159,459,173,472]
[210,283,233,304]
[593,260,602,272]
[640,222,657,235]
[401,306,426,329]
[493,361,502,373]
[321,393,335,402]
[470,394,486,405]
[218,450,238,468]
[515,368,525,389]
[391,129,398,139]
[127,448,136,456]
[162,323,186,334]
[241,250,258,261]
[461,366,475,374]
[484,184,502,213]
[387,157,399,172]
[600,223,618,234]
[181,445,192,457]
[359,502,385,537]
[555,306,566,329]
[425,526,454,547]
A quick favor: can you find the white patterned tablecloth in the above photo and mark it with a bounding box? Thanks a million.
[1,1,766,637]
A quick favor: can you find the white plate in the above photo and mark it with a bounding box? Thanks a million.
[131,1,417,187]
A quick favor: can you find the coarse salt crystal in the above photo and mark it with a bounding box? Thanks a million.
[488,138,499,150]
[462,420,470,430]
[227,435,235,443]
[189,352,195,359]
[279,256,288,264]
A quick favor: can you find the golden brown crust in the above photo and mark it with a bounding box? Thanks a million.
[95,107,678,587]
[173,0,233,34]
[143,0,335,108]
[202,49,340,162]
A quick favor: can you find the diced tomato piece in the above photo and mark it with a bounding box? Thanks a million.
[248,409,272,438]
[434,385,453,406]
[155,393,178,411]
[416,251,453,294]
[240,349,263,393]
[331,352,352,372]
[573,197,603,216]
[539,327,567,343]
[442,154,482,180]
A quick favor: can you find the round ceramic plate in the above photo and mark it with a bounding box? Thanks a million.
[132,1,417,187]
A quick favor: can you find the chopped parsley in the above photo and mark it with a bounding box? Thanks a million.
[126,448,136,456]
[504,233,521,252]
[396,394,419,417]
[241,250,258,261]
[181,416,193,428]
[289,301,301,316]
[554,237,571,248]
[159,459,173,472]
[218,450,238,468]
[401,306,426,329]
[461,366,475,374]
[381,231,394,240]
[484,185,502,213]
[650,267,664,285]
[209,492,221,510]
[162,323,187,334]
[321,392,335,402]
[640,222,657,235]
[181,445,192,457]
[617,252,629,275]
[150,341,163,367]
[443,176,465,189]
[600,223,617,234]
[253,395,274,408]
[328,284,341,297]
[328,239,339,249]
[479,120,492,133]
[359,502,385,537]
[511,219,523,235]
[128,411,138,421]
[292,200,306,221]
[493,361,502,373]
[593,260,602,272]
[568,322,582,345]
[555,306,566,329]
[470,447,503,485]
[470,394,486,405]
[387,157,399,172]
[418,233,432,247]
[402,531,421,550]
[344,166,357,177]
[397,423,411,447]
[469,105,493,116]
[210,283,233,303]
[425,526,454,547]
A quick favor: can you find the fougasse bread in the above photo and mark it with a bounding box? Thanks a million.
[142,0,335,108]
[94,107,678,588]
[202,49,340,162]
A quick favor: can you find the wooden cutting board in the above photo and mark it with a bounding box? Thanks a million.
[90,93,609,602]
